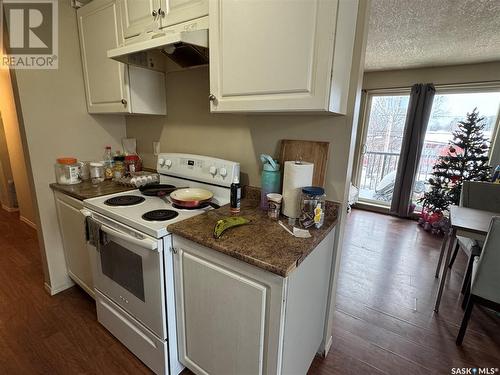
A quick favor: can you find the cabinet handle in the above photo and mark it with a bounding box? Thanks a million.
[121,99,127,106]
[152,9,157,17]
[208,94,217,102]
[158,8,165,17]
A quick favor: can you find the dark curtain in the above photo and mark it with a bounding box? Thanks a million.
[391,83,436,217]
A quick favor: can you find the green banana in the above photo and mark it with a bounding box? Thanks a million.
[213,217,250,239]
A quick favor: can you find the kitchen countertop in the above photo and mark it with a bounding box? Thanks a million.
[168,199,340,277]
[50,180,134,200]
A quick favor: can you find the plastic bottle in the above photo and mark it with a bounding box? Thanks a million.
[260,154,281,210]
[492,165,500,183]
[230,176,241,213]
[103,146,114,180]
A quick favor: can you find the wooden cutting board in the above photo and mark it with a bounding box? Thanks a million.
[278,140,330,187]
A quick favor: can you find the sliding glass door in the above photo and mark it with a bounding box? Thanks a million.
[356,87,500,211]
[357,93,410,205]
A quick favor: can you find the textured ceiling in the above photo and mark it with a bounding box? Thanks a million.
[365,0,500,71]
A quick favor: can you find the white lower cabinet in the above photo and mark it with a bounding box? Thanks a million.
[54,192,94,297]
[173,229,336,375]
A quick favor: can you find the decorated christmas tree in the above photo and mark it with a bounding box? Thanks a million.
[419,108,491,234]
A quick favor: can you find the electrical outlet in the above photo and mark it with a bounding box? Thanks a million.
[153,141,160,156]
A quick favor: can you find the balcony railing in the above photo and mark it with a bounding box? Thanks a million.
[360,151,400,192]
[359,150,438,203]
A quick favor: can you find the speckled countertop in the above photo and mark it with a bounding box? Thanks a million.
[50,180,134,200]
[168,199,340,277]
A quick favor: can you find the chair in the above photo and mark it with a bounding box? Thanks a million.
[456,216,500,345]
[448,182,500,293]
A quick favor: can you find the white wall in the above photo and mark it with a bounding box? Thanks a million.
[127,67,354,200]
[0,115,14,209]
[363,61,500,90]
[13,0,126,293]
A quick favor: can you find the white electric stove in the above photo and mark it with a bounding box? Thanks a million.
[83,153,240,375]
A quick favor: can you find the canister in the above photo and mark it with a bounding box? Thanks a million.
[55,158,81,185]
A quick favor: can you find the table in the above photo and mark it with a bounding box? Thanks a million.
[434,205,500,312]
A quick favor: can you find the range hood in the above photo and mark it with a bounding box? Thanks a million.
[107,29,209,68]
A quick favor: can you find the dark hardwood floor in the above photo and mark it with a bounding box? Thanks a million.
[309,210,500,374]
[0,208,498,374]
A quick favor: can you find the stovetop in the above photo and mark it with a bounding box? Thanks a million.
[84,189,220,238]
[83,153,238,238]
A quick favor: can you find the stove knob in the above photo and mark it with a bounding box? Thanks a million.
[209,166,217,176]
[165,159,172,168]
[158,158,165,166]
[220,167,227,177]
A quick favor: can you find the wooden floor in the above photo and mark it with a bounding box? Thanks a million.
[0,208,498,374]
[309,209,500,374]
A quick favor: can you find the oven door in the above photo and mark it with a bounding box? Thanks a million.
[91,217,166,339]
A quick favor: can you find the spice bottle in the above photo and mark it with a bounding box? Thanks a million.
[230,176,241,213]
[103,146,114,180]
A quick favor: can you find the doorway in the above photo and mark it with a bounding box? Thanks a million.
[0,47,36,228]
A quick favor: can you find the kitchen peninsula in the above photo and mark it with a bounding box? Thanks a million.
[168,199,340,375]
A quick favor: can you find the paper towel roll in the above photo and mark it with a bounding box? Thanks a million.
[282,161,314,218]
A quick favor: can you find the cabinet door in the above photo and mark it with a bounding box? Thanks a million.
[174,248,267,375]
[78,0,130,113]
[209,0,338,113]
[120,0,159,39]
[55,195,94,297]
[160,0,208,28]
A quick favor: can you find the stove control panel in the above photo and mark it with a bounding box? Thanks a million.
[156,153,240,188]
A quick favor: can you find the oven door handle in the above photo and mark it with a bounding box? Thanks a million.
[100,224,158,251]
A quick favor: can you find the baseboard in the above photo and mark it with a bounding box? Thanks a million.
[20,215,37,229]
[323,335,333,357]
[2,204,19,213]
[67,270,95,300]
[44,280,75,296]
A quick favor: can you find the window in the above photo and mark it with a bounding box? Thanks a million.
[412,90,500,210]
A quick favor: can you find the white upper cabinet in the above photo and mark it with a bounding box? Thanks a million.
[78,0,129,113]
[161,0,208,28]
[78,0,166,114]
[209,0,359,114]
[119,0,208,41]
[120,0,159,39]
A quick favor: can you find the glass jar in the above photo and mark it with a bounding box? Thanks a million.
[299,186,326,229]
[113,156,126,179]
[90,162,105,185]
[125,155,142,175]
[55,158,81,185]
[79,161,90,181]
